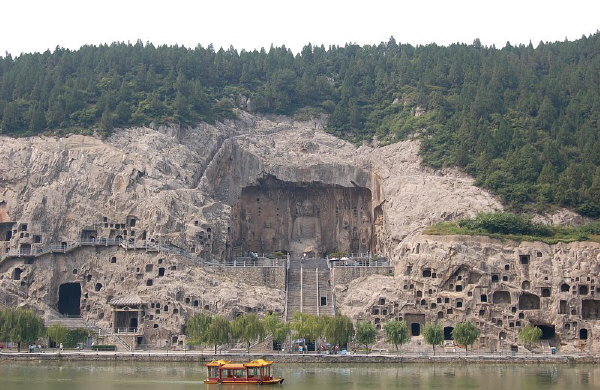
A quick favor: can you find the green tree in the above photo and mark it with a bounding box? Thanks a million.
[323,314,354,349]
[263,313,289,351]
[28,103,47,132]
[290,312,322,353]
[98,108,114,136]
[383,320,409,353]
[231,313,265,353]
[452,321,480,355]
[65,328,90,348]
[0,308,46,352]
[1,102,21,133]
[47,324,69,347]
[205,316,231,354]
[114,101,131,125]
[185,313,213,347]
[355,321,377,352]
[518,324,542,352]
[422,323,444,355]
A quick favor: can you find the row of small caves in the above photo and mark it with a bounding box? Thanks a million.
[0,214,219,261]
[362,253,600,345]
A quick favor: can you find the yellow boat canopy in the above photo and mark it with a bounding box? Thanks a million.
[221,364,246,370]
[205,360,231,367]
[205,359,273,368]
[244,359,274,367]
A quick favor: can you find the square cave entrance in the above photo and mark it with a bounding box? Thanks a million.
[234,177,374,257]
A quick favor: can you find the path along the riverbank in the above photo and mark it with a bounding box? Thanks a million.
[1,351,599,363]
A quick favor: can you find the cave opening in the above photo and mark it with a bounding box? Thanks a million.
[58,282,81,316]
[236,177,374,258]
[411,323,420,336]
[538,325,555,340]
[444,326,454,340]
[12,268,22,281]
[114,308,141,332]
[493,291,511,304]
[582,299,600,319]
[519,293,540,310]
[0,222,15,241]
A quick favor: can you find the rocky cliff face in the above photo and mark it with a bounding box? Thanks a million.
[337,236,600,352]
[0,111,501,261]
[1,111,597,351]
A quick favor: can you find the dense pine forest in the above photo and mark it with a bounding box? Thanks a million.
[1,35,599,217]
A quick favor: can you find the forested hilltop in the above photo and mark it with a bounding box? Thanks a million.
[1,35,599,217]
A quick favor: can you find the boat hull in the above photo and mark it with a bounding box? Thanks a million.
[204,378,284,385]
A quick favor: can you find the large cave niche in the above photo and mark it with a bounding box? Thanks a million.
[493,291,511,304]
[519,293,540,310]
[582,299,600,319]
[235,176,373,257]
[57,282,81,316]
[0,222,15,241]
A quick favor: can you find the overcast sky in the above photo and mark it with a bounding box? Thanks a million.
[2,0,599,56]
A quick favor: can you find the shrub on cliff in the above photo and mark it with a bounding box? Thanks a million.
[458,212,552,236]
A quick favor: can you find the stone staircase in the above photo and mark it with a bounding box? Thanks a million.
[45,310,97,331]
[285,258,335,321]
[286,267,303,321]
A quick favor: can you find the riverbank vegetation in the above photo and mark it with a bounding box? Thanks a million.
[0,308,45,352]
[0,308,92,351]
[184,313,481,354]
[1,34,600,217]
[424,212,600,244]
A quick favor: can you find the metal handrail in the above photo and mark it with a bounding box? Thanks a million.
[331,259,389,267]
[2,238,286,268]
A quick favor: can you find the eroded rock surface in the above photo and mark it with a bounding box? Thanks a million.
[1,112,597,351]
[337,236,600,352]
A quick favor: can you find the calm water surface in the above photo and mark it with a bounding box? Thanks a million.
[0,362,598,390]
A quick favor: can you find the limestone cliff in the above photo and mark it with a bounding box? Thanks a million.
[1,112,597,351]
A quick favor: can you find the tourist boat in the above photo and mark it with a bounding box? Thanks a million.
[204,359,284,384]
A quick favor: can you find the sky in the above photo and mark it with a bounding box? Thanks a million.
[2,0,599,56]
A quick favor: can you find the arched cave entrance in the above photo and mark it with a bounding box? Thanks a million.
[129,317,138,329]
[579,328,588,340]
[538,325,555,340]
[58,282,81,316]
[411,323,421,336]
[236,176,374,257]
[444,326,454,340]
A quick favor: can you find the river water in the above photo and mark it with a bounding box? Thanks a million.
[0,361,598,389]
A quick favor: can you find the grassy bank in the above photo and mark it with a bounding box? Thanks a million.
[423,212,600,244]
